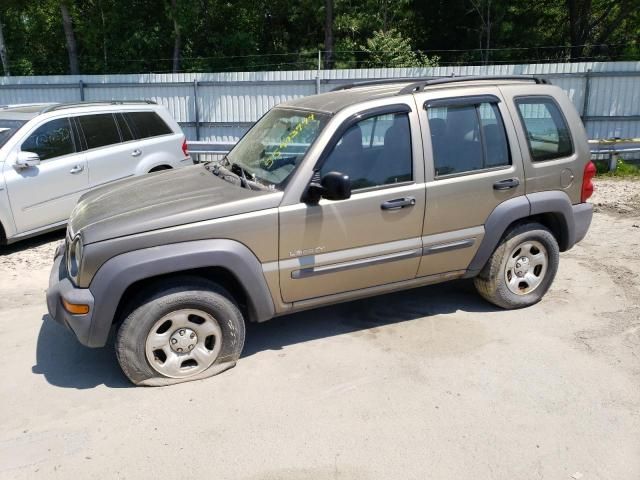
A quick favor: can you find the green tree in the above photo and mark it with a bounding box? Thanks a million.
[0,11,9,75]
[361,29,438,67]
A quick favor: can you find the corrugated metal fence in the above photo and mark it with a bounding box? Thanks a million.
[1,61,639,142]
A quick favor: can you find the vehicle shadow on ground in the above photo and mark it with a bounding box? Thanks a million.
[242,279,496,357]
[32,279,495,389]
[1,229,65,255]
[32,315,131,389]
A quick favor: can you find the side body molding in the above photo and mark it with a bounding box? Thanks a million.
[465,191,578,278]
[87,239,275,347]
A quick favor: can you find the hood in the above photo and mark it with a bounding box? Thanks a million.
[70,164,278,244]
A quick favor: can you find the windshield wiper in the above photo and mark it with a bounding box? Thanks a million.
[207,161,269,191]
[230,162,255,190]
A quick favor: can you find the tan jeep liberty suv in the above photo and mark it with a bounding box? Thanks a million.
[46,76,595,385]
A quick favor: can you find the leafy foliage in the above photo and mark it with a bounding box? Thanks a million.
[0,0,638,75]
[361,29,438,68]
[609,158,640,177]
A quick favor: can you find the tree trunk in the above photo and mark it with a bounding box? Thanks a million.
[0,15,10,76]
[566,0,591,60]
[171,0,181,72]
[99,0,108,72]
[485,0,491,65]
[323,0,333,69]
[60,1,80,75]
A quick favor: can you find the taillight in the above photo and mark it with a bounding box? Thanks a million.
[581,161,596,202]
[181,137,189,157]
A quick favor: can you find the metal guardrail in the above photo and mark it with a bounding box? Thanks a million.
[589,140,640,171]
[188,140,640,171]
[187,141,235,156]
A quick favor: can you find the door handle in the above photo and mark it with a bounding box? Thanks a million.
[69,165,84,174]
[131,149,142,157]
[381,196,416,210]
[493,178,520,190]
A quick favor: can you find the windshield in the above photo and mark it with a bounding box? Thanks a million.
[0,119,27,149]
[226,108,329,189]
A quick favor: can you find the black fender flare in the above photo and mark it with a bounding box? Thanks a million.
[465,191,575,277]
[86,239,275,347]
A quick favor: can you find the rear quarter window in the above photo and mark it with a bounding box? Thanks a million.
[515,97,573,161]
[123,111,172,140]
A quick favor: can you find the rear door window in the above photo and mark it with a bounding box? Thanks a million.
[77,114,121,150]
[515,97,573,161]
[427,100,510,177]
[21,118,76,160]
[123,112,172,139]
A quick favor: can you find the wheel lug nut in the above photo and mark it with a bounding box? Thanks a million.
[177,347,183,352]
[189,344,194,350]
[171,338,177,344]
[180,329,185,336]
[190,333,195,339]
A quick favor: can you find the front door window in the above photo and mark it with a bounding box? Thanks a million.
[21,118,75,160]
[321,112,413,190]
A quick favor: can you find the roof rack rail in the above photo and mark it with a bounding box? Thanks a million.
[0,102,56,110]
[397,75,548,95]
[331,77,443,92]
[40,100,157,113]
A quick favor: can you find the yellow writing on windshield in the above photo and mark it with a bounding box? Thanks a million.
[261,113,315,169]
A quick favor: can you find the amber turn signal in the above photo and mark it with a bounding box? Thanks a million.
[62,299,90,315]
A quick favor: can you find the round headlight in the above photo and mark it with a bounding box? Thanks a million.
[67,235,83,282]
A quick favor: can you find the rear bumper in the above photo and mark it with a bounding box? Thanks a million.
[572,202,593,245]
[46,253,96,347]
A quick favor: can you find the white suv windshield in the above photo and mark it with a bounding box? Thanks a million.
[226,108,329,188]
[0,120,27,148]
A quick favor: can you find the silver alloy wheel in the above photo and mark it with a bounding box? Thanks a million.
[504,240,548,295]
[145,309,223,378]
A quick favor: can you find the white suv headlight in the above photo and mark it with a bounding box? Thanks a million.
[66,235,83,284]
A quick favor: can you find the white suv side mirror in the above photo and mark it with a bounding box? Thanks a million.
[15,151,41,169]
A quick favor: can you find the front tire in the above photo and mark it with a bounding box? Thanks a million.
[116,277,245,386]
[473,222,559,309]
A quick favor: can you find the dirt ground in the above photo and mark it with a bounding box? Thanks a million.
[0,178,638,479]
[591,177,640,217]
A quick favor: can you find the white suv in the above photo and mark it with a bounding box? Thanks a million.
[0,101,191,244]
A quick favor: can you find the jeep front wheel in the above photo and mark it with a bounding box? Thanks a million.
[473,222,559,309]
[115,277,245,386]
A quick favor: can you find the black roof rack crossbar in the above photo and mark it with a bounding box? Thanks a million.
[331,77,443,92]
[398,75,548,95]
[41,100,156,113]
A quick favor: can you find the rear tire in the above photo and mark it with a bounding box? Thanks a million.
[473,222,559,309]
[115,277,245,386]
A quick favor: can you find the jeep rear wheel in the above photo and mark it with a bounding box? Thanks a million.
[116,277,245,386]
[473,223,559,309]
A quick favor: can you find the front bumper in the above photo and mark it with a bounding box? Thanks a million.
[46,252,96,347]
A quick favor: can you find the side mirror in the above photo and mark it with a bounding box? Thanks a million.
[305,171,351,204]
[15,151,41,169]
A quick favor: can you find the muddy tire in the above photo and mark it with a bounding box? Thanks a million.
[474,223,559,309]
[115,277,245,386]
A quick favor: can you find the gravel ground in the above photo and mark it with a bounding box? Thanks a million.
[591,177,640,218]
[0,178,638,479]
